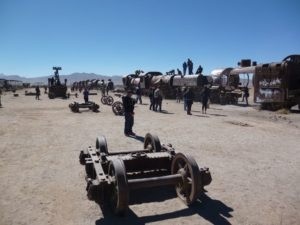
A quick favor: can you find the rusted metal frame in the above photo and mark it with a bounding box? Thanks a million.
[106,151,172,161]
[105,149,152,156]
[128,174,182,190]
[87,147,107,181]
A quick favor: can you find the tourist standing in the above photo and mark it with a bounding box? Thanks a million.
[243,87,249,106]
[149,87,155,110]
[201,86,210,114]
[106,79,114,95]
[122,90,136,136]
[83,88,89,103]
[154,87,163,112]
[183,61,187,75]
[35,86,40,100]
[135,86,142,104]
[187,58,193,75]
[183,88,194,115]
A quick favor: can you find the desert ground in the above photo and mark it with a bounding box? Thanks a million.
[0,89,299,225]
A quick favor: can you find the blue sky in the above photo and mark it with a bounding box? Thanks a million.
[0,0,299,77]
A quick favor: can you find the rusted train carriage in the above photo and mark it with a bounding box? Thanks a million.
[123,72,211,99]
[209,68,244,104]
[253,55,300,109]
[122,71,163,90]
[0,79,23,91]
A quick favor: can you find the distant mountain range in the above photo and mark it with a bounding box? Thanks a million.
[0,73,123,85]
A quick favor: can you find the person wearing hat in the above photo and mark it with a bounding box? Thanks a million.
[122,90,136,136]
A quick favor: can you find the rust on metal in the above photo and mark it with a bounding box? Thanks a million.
[79,133,212,216]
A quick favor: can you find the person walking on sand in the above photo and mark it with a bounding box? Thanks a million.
[35,86,40,100]
[122,90,136,136]
[183,87,194,115]
[149,87,155,110]
[135,86,142,104]
[154,87,163,112]
[201,86,210,114]
[100,80,106,96]
[83,88,89,103]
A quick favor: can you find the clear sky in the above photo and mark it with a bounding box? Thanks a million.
[0,0,300,77]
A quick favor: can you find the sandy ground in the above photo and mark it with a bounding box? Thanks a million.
[0,89,300,225]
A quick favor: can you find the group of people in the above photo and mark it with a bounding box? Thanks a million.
[121,85,212,138]
[173,59,203,76]
[149,87,163,112]
[121,86,164,137]
[182,58,194,75]
[181,86,210,115]
[99,79,114,96]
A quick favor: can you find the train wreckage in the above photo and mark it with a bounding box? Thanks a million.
[79,133,212,216]
[122,55,300,109]
[48,67,68,99]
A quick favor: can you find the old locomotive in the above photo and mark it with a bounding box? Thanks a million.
[79,133,212,215]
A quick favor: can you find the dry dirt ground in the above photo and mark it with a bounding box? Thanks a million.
[0,89,300,225]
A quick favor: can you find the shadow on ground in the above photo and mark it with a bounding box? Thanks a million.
[95,187,233,225]
[207,113,227,117]
[159,110,174,114]
[126,135,145,143]
[193,114,210,118]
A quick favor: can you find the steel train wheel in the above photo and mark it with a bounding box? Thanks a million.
[171,153,201,205]
[144,133,161,152]
[108,158,129,216]
[69,102,79,112]
[101,96,107,105]
[112,101,124,115]
[48,92,55,99]
[96,136,108,154]
[106,96,114,105]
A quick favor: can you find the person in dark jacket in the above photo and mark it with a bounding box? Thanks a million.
[201,86,210,114]
[183,88,194,115]
[183,61,187,75]
[196,65,203,74]
[177,68,182,76]
[149,87,155,110]
[35,86,40,100]
[83,88,89,103]
[122,90,136,136]
[106,79,114,95]
[187,58,193,75]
